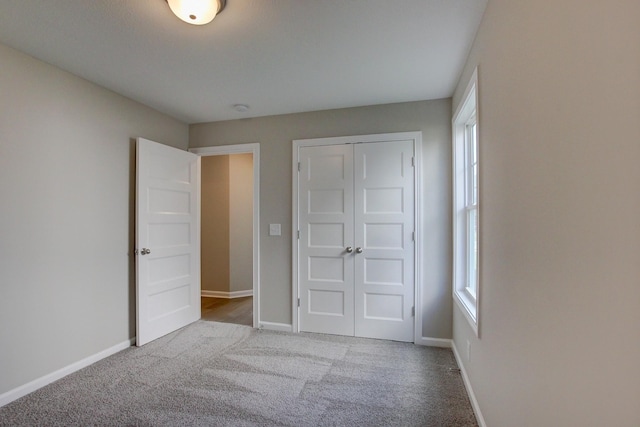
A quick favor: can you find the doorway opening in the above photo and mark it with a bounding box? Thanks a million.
[191,144,260,328]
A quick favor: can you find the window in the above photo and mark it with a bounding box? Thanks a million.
[453,67,479,335]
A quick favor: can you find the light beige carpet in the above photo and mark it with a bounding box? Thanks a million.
[0,321,477,426]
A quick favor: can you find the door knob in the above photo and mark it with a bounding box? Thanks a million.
[356,247,363,253]
[141,248,151,255]
[345,246,353,253]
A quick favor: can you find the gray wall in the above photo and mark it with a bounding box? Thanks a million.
[451,1,640,426]
[201,156,230,292]
[190,99,452,338]
[229,153,254,293]
[0,43,188,396]
[201,154,253,294]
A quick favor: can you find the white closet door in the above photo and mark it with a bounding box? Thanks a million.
[298,145,355,336]
[354,141,415,342]
[136,138,201,346]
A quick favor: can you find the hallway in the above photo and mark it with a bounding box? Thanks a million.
[201,297,253,327]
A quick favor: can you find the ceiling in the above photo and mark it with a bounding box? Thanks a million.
[0,0,487,124]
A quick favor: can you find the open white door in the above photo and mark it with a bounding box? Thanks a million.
[136,138,200,346]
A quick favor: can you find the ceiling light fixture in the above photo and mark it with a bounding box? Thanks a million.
[166,0,226,26]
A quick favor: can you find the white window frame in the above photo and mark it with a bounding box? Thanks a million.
[452,67,480,336]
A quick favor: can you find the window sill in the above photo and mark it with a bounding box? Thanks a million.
[454,290,478,337]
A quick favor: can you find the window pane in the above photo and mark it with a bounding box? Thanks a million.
[472,162,478,205]
[467,208,478,294]
[470,124,478,205]
[471,123,477,163]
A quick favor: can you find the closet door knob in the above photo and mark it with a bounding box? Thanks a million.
[355,247,363,254]
[345,246,353,253]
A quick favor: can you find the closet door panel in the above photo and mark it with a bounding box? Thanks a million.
[354,140,415,342]
[298,145,355,336]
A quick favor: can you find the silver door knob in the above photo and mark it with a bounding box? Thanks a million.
[141,248,151,255]
[345,246,353,253]
[356,247,363,253]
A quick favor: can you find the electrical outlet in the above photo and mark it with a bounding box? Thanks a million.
[466,340,471,361]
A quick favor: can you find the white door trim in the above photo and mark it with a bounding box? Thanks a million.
[292,132,423,342]
[190,143,261,329]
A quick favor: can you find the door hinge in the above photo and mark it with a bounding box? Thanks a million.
[297,298,301,307]
[411,306,415,317]
[411,156,415,167]
[297,230,300,240]
[412,231,415,241]
[298,162,301,172]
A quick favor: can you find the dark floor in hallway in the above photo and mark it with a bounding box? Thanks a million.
[201,296,253,327]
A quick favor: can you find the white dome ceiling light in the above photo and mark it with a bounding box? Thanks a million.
[166,0,226,26]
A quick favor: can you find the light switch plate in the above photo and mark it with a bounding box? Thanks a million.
[269,224,281,236]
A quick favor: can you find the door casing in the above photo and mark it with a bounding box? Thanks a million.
[292,132,423,343]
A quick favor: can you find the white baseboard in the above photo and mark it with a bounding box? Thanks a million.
[452,341,487,427]
[415,336,453,348]
[0,338,135,408]
[201,290,253,299]
[258,321,293,332]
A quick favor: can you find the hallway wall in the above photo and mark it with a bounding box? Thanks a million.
[201,156,230,292]
[201,154,254,294]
